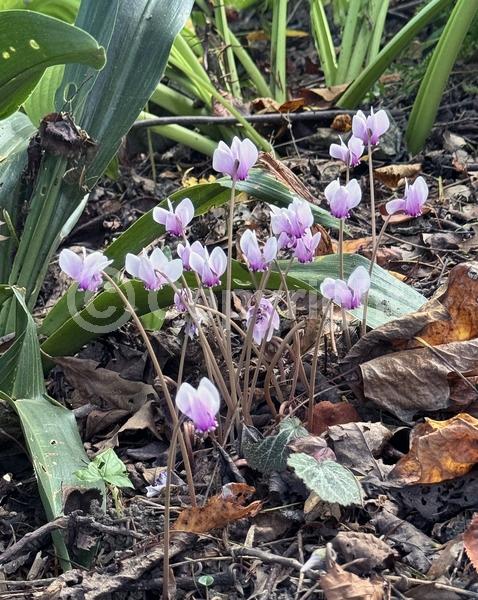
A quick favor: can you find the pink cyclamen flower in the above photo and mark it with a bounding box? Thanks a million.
[153,197,194,237]
[329,135,364,167]
[324,178,362,219]
[177,240,204,271]
[352,107,390,146]
[174,289,188,313]
[189,244,227,287]
[125,248,183,291]
[176,377,220,433]
[386,176,428,218]
[270,198,314,249]
[294,229,321,263]
[320,266,371,310]
[240,229,277,272]
[246,298,280,345]
[212,136,258,180]
[59,248,112,292]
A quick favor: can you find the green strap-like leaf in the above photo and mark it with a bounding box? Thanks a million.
[406,0,478,153]
[0,9,105,118]
[0,286,104,568]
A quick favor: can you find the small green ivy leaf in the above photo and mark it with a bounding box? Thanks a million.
[75,448,134,489]
[287,454,362,506]
[243,417,308,473]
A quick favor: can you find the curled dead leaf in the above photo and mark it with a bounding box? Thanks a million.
[344,263,478,421]
[374,163,422,189]
[320,561,384,600]
[172,483,262,533]
[389,413,478,484]
[310,401,360,435]
[331,113,352,132]
[415,262,478,345]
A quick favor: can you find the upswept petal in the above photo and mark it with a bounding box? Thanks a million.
[59,249,83,279]
[209,247,227,276]
[175,381,195,415]
[345,178,362,208]
[175,197,194,226]
[263,236,278,263]
[163,258,183,283]
[198,377,221,414]
[385,198,407,215]
[347,266,370,297]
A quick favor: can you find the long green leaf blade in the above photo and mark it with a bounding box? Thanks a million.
[0,9,105,118]
[338,0,453,108]
[406,0,478,153]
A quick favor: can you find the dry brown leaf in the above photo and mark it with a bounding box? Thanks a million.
[464,513,478,571]
[344,263,478,421]
[360,339,478,421]
[258,152,317,204]
[172,483,262,533]
[55,356,157,412]
[300,84,348,105]
[279,98,307,112]
[332,532,396,570]
[251,97,281,114]
[310,401,360,435]
[374,163,422,189]
[320,561,384,600]
[331,113,352,132]
[416,262,478,345]
[389,413,478,484]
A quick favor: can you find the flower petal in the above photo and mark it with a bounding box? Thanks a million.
[385,198,407,215]
[209,247,227,276]
[347,266,370,297]
[59,249,83,280]
[175,197,194,227]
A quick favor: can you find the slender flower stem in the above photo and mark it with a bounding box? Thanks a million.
[240,269,271,402]
[361,214,391,335]
[338,218,352,350]
[361,142,377,336]
[223,176,240,430]
[308,300,331,427]
[102,272,196,507]
[176,278,233,412]
[368,142,376,249]
[162,419,180,600]
[243,258,293,424]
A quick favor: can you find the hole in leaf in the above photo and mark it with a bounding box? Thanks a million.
[50,439,58,446]
[2,51,10,59]
[29,39,40,50]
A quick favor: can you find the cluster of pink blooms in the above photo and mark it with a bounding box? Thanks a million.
[59,108,430,434]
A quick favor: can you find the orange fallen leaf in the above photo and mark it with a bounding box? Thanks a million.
[389,413,478,484]
[415,262,478,345]
[320,561,384,600]
[374,163,422,189]
[331,113,352,132]
[310,401,360,435]
[464,513,478,571]
[172,483,262,533]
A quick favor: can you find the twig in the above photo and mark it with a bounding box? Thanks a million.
[232,546,302,570]
[386,575,478,598]
[132,110,356,129]
[0,517,67,565]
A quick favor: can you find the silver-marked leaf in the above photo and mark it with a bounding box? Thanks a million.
[287,453,362,506]
[243,417,308,473]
